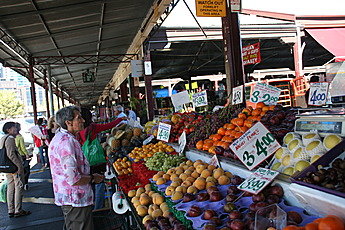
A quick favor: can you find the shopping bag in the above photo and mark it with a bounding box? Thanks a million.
[0,135,18,173]
[82,134,106,166]
[0,179,7,203]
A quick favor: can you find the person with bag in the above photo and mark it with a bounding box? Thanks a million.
[32,118,49,169]
[49,106,104,230]
[0,122,31,218]
[15,123,32,191]
[78,107,125,209]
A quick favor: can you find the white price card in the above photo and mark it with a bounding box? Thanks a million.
[308,82,329,106]
[178,131,187,155]
[230,122,281,170]
[250,83,281,105]
[192,91,208,107]
[237,168,279,194]
[157,123,172,142]
[143,135,154,145]
[232,85,243,105]
[209,155,221,167]
[171,91,190,111]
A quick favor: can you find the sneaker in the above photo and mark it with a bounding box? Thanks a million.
[14,210,31,218]
[24,184,29,191]
[8,213,14,218]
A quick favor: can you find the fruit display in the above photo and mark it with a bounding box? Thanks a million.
[145,152,186,172]
[113,157,132,175]
[271,132,343,176]
[104,123,147,156]
[169,112,203,142]
[188,104,243,148]
[128,141,175,161]
[297,157,345,193]
[283,214,345,230]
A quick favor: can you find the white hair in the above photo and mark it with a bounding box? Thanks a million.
[114,105,124,112]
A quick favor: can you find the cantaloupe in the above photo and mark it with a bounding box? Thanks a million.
[293,147,309,161]
[271,162,282,171]
[283,132,301,145]
[302,132,320,146]
[306,140,327,155]
[323,134,342,150]
[283,167,294,176]
[275,147,288,160]
[281,154,291,166]
[294,160,310,172]
[288,139,302,153]
[310,154,321,163]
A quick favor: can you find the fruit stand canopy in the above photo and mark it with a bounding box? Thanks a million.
[0,0,155,106]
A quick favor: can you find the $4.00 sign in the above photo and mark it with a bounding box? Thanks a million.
[157,123,171,142]
[238,168,279,194]
[250,83,281,105]
[230,122,281,170]
[308,82,329,106]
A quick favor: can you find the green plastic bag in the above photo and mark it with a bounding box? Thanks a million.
[82,134,106,166]
[0,179,7,203]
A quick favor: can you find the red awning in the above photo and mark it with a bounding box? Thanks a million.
[306,28,345,62]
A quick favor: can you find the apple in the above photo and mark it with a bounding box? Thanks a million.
[203,224,216,230]
[266,194,280,204]
[224,202,237,213]
[210,216,222,226]
[231,176,244,185]
[209,191,222,202]
[229,210,242,220]
[268,185,284,198]
[197,193,210,202]
[230,220,245,230]
[227,186,240,195]
[207,186,219,194]
[203,210,216,220]
[226,194,238,202]
[252,193,265,202]
[287,211,302,224]
[182,193,195,203]
[188,205,202,217]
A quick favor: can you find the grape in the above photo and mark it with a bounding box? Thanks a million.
[145,152,185,172]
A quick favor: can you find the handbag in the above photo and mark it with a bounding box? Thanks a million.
[82,133,106,166]
[0,135,18,173]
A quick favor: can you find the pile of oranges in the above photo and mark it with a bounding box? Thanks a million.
[195,102,275,154]
[283,215,345,230]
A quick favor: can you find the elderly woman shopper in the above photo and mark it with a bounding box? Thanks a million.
[0,122,31,218]
[49,106,104,230]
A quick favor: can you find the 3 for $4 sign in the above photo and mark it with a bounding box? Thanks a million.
[230,122,281,170]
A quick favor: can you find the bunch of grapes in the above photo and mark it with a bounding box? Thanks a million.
[145,152,185,172]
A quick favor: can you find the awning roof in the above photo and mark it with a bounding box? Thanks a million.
[306,28,345,62]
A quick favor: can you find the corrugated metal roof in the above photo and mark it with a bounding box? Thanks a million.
[0,0,155,106]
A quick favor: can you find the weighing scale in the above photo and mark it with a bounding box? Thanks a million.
[294,107,345,137]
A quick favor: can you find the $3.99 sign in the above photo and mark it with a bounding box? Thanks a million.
[250,83,281,105]
[157,123,171,142]
[308,82,329,106]
[230,122,281,170]
[238,168,279,194]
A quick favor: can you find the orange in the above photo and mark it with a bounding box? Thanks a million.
[217,127,226,136]
[222,136,234,143]
[239,126,249,133]
[256,102,266,108]
[242,108,251,116]
[325,215,344,223]
[244,120,253,128]
[196,140,204,150]
[227,124,236,130]
[238,113,247,119]
[283,226,301,230]
[203,142,213,151]
[262,106,270,112]
[319,216,345,230]
[252,108,262,116]
[269,105,275,110]
[305,222,318,230]
[219,141,229,149]
[260,111,266,116]
[225,130,233,136]
[211,134,223,141]
[208,146,217,154]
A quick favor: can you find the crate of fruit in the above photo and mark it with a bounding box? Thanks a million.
[291,139,345,198]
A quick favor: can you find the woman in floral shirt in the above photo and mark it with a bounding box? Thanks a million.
[49,106,103,230]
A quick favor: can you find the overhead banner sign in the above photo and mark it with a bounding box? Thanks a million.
[131,60,143,77]
[195,0,226,17]
[242,42,261,66]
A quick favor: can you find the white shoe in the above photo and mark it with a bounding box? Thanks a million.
[24,184,29,191]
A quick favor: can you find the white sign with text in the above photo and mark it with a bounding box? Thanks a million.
[157,123,171,142]
[232,85,243,105]
[308,82,329,106]
[250,83,281,105]
[238,168,279,194]
[192,91,208,107]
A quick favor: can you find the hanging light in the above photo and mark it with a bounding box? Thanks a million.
[82,69,95,83]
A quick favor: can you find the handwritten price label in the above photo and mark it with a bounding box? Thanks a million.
[209,155,220,167]
[157,123,171,142]
[232,85,243,105]
[230,122,281,170]
[178,131,187,155]
[308,82,329,106]
[192,91,208,107]
[250,83,281,105]
[238,168,279,194]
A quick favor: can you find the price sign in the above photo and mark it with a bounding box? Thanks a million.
[209,155,220,167]
[232,85,243,105]
[171,91,190,111]
[192,91,208,107]
[230,122,281,170]
[157,123,171,142]
[143,135,154,145]
[308,82,329,106]
[178,131,187,155]
[238,168,279,194]
[250,83,281,105]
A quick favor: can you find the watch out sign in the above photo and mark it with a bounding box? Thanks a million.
[242,42,261,66]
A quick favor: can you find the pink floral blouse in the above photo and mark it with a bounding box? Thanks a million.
[48,128,93,207]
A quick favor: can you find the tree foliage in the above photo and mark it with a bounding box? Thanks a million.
[0,90,24,118]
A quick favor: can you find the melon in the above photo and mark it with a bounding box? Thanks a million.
[288,139,302,153]
[323,134,342,150]
[310,154,321,163]
[283,132,300,145]
[281,155,291,166]
[294,160,310,172]
[302,132,320,146]
[275,147,288,161]
[283,167,294,176]
[306,140,327,155]
[293,147,309,161]
[271,162,282,171]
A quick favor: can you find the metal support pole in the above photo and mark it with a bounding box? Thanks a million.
[294,26,304,78]
[61,90,65,107]
[29,57,38,124]
[43,69,50,119]
[144,51,154,121]
[56,91,61,110]
[222,6,245,101]
[47,66,54,115]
